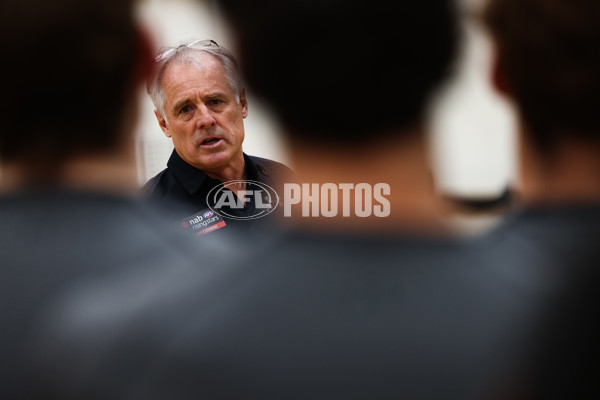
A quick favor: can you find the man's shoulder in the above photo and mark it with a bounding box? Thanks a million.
[247,154,294,180]
[141,168,172,195]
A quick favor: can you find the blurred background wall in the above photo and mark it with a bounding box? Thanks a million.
[135,0,517,201]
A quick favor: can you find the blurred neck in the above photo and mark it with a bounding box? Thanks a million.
[283,128,449,234]
[0,147,139,196]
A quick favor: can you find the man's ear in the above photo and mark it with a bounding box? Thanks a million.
[491,53,512,97]
[239,89,248,119]
[155,110,171,138]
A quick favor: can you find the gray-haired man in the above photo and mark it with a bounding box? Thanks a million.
[143,40,291,233]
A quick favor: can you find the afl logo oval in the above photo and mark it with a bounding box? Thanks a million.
[203,211,214,218]
[206,180,280,220]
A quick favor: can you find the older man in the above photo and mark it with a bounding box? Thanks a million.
[144,40,291,232]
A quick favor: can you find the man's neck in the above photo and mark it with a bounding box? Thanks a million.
[519,133,600,206]
[281,129,450,235]
[203,153,247,195]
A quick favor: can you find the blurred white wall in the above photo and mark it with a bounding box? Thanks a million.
[134,0,518,199]
[430,0,518,198]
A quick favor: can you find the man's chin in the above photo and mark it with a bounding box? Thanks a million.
[192,151,238,172]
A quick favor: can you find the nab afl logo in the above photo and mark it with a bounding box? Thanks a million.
[203,211,214,218]
[206,180,280,220]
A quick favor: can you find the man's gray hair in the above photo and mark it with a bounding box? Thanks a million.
[147,39,243,121]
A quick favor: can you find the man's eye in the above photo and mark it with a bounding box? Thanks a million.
[208,99,223,107]
[180,105,192,114]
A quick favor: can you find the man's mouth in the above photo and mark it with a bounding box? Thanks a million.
[200,137,222,147]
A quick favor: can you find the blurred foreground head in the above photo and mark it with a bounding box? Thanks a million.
[216,0,458,143]
[0,0,145,170]
[484,0,600,152]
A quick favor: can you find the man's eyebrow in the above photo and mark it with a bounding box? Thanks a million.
[172,98,191,112]
[205,92,227,99]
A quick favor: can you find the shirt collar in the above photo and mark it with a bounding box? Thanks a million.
[167,149,259,195]
[244,153,261,181]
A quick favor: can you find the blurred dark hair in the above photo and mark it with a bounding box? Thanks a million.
[483,0,600,152]
[216,0,459,143]
[0,0,138,164]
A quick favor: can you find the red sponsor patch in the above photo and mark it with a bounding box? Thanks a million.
[196,220,227,236]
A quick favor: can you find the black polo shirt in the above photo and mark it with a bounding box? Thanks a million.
[143,149,292,235]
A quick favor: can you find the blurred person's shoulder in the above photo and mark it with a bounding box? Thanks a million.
[468,202,600,345]
[0,187,242,291]
[475,204,600,399]
[477,203,600,285]
[0,188,195,253]
[23,223,263,398]
[0,187,244,398]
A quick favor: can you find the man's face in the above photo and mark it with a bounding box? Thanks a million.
[156,54,247,173]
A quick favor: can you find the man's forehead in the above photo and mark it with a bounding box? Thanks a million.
[162,57,231,100]
[162,56,220,85]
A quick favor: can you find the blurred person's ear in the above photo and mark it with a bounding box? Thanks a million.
[133,27,155,85]
[491,54,512,97]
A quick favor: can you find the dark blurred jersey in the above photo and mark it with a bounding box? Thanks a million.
[0,189,230,399]
[29,226,544,400]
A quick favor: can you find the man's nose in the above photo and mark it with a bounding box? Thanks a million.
[195,104,216,129]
